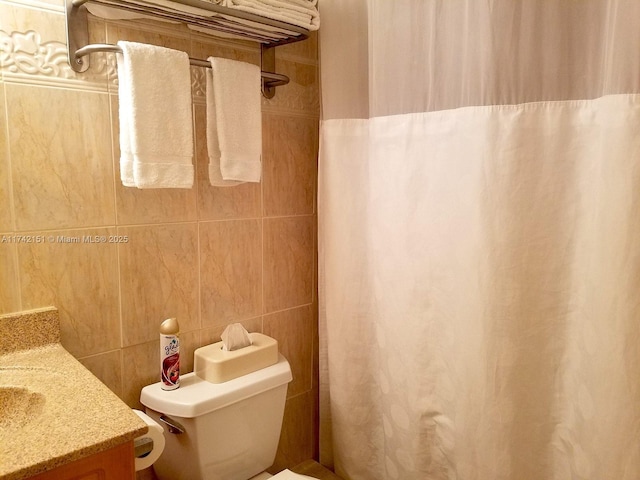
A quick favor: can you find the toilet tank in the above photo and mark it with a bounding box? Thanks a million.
[141,354,292,480]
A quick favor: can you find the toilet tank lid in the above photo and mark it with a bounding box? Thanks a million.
[140,354,292,418]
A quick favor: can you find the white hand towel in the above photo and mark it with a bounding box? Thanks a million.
[116,41,194,189]
[207,57,262,184]
[205,68,244,187]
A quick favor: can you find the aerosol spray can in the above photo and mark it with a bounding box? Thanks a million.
[160,317,180,391]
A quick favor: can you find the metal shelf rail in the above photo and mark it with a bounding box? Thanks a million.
[65,0,310,97]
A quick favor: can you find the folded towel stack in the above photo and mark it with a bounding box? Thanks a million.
[208,0,319,31]
[87,0,220,21]
[116,41,194,188]
[206,57,262,185]
[89,0,319,32]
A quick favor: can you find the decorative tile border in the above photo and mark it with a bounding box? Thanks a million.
[191,65,206,98]
[1,0,64,14]
[0,29,112,91]
[262,85,319,117]
[1,28,317,114]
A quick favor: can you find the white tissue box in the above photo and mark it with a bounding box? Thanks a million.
[194,333,278,383]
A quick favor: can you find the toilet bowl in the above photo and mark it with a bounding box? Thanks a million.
[140,334,298,480]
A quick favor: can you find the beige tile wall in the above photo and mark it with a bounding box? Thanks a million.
[0,0,319,472]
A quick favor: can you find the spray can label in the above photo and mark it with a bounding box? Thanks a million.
[160,334,180,390]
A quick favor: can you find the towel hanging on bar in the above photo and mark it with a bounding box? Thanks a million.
[117,41,195,189]
[73,43,290,88]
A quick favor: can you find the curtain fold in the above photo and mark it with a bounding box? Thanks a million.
[318,2,640,480]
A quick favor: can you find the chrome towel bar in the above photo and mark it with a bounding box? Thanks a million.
[73,43,290,90]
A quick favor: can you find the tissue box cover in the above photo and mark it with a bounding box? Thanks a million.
[195,333,278,383]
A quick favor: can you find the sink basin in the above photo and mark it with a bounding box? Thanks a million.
[0,386,45,429]
[0,309,149,480]
[0,366,55,430]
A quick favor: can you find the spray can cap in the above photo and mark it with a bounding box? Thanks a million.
[159,317,180,335]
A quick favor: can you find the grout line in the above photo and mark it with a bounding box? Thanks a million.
[261,105,320,120]
[118,347,125,400]
[193,105,204,333]
[10,220,198,234]
[197,216,203,332]
[10,242,22,312]
[260,143,267,321]
[263,302,314,318]
[109,64,125,360]
[0,215,313,234]
[109,77,125,354]
[277,53,318,67]
[2,82,23,312]
[2,83,16,234]
[76,347,122,361]
[108,94,120,226]
[287,389,313,401]
[5,211,313,239]
[0,75,110,94]
[115,233,124,351]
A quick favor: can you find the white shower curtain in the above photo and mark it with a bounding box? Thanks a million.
[318,2,640,480]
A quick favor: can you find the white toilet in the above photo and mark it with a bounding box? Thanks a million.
[140,334,311,480]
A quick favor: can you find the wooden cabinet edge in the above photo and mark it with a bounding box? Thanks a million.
[29,441,135,480]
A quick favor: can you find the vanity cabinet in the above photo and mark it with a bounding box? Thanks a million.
[28,442,135,480]
[0,309,145,480]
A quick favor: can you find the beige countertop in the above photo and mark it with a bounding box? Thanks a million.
[0,308,147,480]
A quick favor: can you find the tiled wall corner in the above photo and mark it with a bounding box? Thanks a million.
[262,56,319,116]
[264,305,314,398]
[263,114,318,217]
[269,389,317,474]
[264,216,315,313]
[0,0,320,472]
